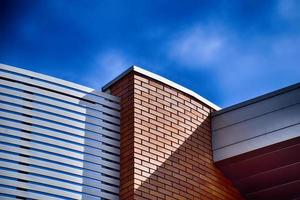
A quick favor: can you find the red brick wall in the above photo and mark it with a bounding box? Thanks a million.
[109,72,244,199]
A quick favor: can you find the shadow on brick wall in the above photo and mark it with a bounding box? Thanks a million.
[134,117,244,200]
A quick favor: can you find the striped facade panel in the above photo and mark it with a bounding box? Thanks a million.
[0,64,120,200]
[212,83,300,162]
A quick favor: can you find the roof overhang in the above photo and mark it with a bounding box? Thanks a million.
[212,82,300,199]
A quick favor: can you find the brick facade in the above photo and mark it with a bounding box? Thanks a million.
[109,71,244,199]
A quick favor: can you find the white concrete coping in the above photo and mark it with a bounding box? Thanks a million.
[102,65,221,111]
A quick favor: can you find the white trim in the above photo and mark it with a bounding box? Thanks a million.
[213,82,300,116]
[102,65,221,110]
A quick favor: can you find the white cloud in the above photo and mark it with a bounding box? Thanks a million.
[83,49,130,89]
[164,23,300,107]
[167,26,226,67]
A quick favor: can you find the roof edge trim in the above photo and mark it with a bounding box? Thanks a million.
[213,82,300,117]
[102,65,221,110]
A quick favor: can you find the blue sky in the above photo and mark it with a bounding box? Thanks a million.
[1,0,299,107]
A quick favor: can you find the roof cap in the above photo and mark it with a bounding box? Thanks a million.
[102,65,221,110]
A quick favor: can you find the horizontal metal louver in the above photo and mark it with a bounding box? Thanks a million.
[0,64,120,200]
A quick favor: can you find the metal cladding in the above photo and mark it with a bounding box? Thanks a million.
[212,83,300,199]
[0,64,120,200]
[212,83,300,162]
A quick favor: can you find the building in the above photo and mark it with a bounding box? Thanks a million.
[0,63,299,200]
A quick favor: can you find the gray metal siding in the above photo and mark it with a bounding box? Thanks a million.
[212,85,300,162]
[0,64,120,200]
